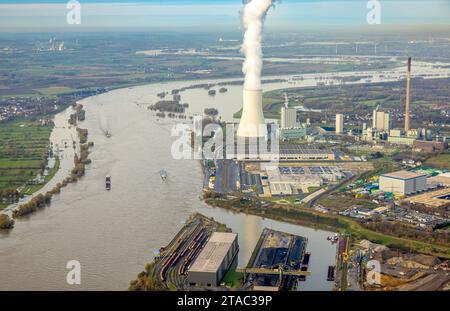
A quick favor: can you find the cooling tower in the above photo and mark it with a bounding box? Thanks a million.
[237,89,267,138]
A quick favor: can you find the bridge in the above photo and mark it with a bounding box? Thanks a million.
[236,268,311,276]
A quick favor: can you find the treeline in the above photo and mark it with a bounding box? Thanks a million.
[12,193,52,218]
[74,104,85,121]
[68,103,86,126]
[72,143,92,177]
[12,129,93,219]
[363,221,450,246]
[0,189,20,201]
[77,128,88,144]
[154,112,187,119]
[169,78,286,94]
[204,108,219,117]
[129,262,166,291]
[149,100,185,113]
[203,190,223,199]
[0,214,14,230]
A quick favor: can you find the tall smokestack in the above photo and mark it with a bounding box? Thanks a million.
[405,57,412,132]
[237,0,274,138]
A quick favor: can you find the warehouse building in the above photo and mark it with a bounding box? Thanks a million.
[233,144,335,161]
[265,165,346,196]
[278,145,336,161]
[187,232,238,287]
[379,170,427,195]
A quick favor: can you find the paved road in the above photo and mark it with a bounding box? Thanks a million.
[215,159,239,193]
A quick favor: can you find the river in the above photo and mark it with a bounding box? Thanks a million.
[1,61,449,291]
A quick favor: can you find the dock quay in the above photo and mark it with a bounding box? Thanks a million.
[131,213,234,291]
[243,228,309,291]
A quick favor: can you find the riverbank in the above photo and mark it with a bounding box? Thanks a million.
[1,103,88,221]
[205,196,450,259]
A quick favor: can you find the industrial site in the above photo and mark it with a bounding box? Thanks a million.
[130,214,312,291]
[131,53,450,291]
[1,0,450,297]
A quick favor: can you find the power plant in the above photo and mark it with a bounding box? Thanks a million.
[237,89,267,137]
[236,0,274,138]
[405,57,412,132]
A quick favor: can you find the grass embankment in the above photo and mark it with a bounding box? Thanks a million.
[206,196,450,259]
[34,86,76,96]
[424,153,450,170]
[233,97,282,119]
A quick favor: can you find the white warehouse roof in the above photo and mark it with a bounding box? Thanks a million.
[189,232,237,273]
[381,170,426,180]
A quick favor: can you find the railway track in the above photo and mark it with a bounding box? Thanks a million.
[149,214,223,290]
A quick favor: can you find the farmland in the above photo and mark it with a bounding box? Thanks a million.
[0,119,53,209]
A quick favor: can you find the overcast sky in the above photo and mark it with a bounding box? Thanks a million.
[0,0,449,32]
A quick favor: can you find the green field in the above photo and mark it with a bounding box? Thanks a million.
[0,120,53,193]
[233,97,283,119]
[34,86,76,96]
[21,156,60,195]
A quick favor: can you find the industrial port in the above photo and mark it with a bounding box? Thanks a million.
[140,213,233,290]
[131,215,312,291]
[242,228,310,291]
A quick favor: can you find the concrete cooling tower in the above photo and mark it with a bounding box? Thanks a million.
[236,88,267,138]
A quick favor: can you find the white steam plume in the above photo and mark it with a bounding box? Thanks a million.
[241,0,274,91]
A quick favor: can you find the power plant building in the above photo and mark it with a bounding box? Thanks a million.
[379,170,427,195]
[387,136,416,146]
[187,232,238,287]
[233,144,335,161]
[281,107,297,129]
[279,127,309,140]
[278,145,336,161]
[335,114,344,134]
[372,109,390,132]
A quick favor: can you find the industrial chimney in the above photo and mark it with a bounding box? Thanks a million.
[236,89,266,137]
[405,57,412,132]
